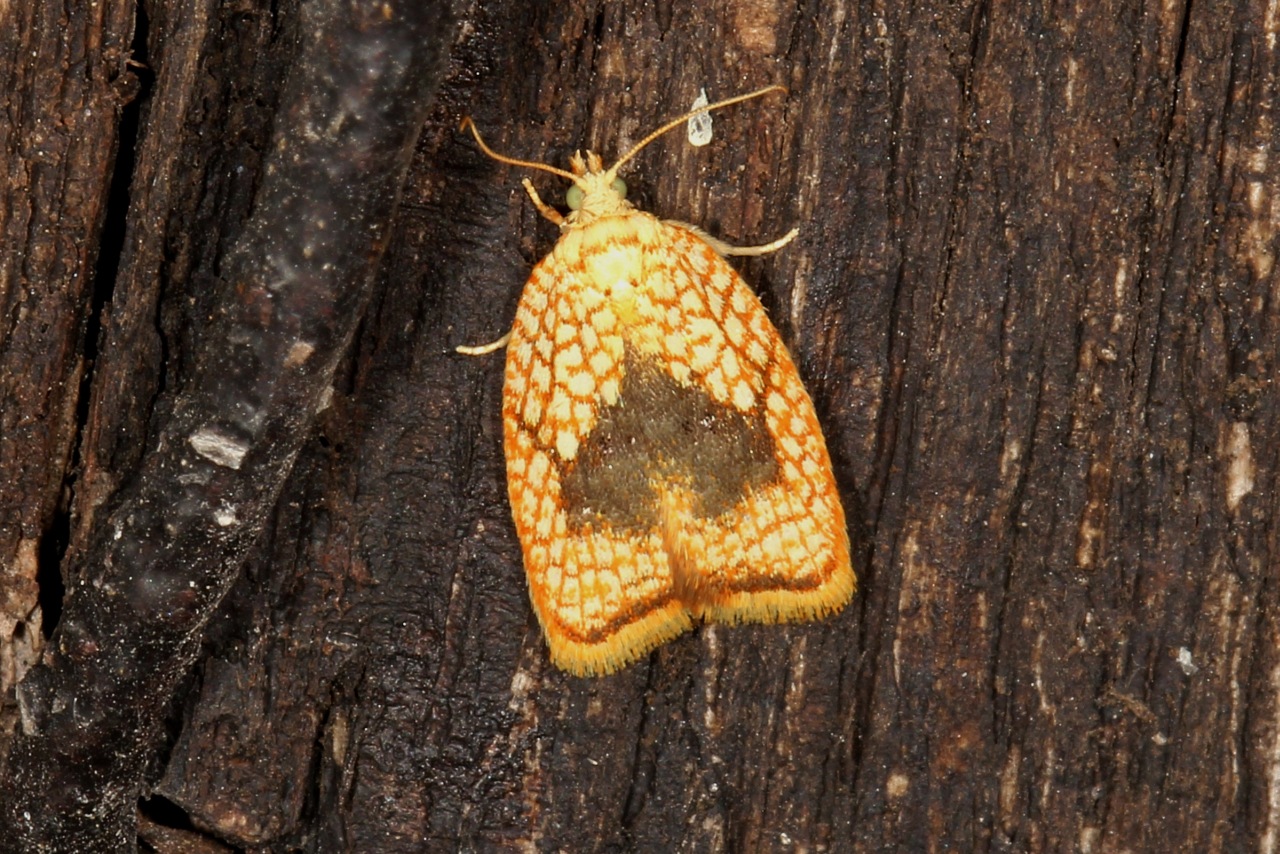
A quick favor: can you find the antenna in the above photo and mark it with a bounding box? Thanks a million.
[459,117,582,185]
[460,84,787,182]
[605,85,786,179]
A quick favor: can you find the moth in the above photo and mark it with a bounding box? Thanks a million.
[460,86,854,676]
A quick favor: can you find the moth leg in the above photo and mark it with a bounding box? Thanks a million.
[457,179,556,357]
[456,331,511,356]
[663,221,799,257]
[456,178,559,356]
[522,179,566,226]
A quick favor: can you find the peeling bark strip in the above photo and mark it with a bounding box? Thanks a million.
[0,0,454,848]
[0,0,137,730]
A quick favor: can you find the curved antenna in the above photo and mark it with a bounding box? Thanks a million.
[605,84,787,180]
[460,117,582,184]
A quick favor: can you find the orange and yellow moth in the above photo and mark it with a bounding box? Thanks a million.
[460,86,854,676]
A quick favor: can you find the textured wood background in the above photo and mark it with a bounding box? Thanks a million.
[2,0,1278,850]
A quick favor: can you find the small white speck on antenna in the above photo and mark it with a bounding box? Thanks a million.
[687,88,713,147]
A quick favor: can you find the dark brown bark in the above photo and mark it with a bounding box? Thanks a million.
[0,0,136,739]
[0,0,453,849]
[3,0,1279,851]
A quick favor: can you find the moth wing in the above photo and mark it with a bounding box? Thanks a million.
[502,249,691,677]
[501,219,853,677]
[656,224,855,624]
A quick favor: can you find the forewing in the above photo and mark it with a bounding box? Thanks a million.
[502,241,691,677]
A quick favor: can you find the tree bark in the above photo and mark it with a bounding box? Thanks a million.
[0,0,452,848]
[3,0,1278,851]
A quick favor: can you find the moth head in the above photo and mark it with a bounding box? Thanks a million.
[565,175,627,211]
[460,84,785,224]
[560,151,630,221]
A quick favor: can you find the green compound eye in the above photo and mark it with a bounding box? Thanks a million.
[566,184,584,210]
[610,177,627,198]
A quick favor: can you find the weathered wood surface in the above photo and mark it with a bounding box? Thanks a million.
[0,0,452,848]
[2,0,1278,851]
